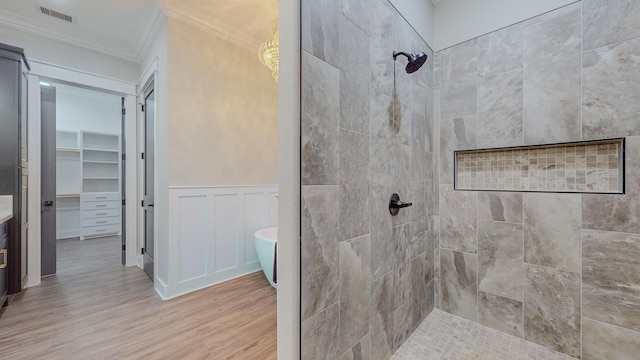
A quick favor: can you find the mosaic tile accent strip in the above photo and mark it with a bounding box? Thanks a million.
[455,139,624,193]
[392,309,578,360]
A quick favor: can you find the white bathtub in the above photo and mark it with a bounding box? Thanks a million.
[254,227,277,288]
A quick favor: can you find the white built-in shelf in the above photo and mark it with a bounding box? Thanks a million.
[83,160,119,164]
[83,148,119,153]
[56,129,121,240]
[57,194,80,198]
[56,130,79,149]
[56,148,80,153]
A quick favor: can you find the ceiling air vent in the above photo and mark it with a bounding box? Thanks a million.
[39,6,74,24]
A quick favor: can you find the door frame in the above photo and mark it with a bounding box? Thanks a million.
[25,60,139,288]
[140,76,155,280]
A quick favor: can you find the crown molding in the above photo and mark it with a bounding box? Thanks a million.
[163,6,256,53]
[0,8,139,63]
[133,1,166,61]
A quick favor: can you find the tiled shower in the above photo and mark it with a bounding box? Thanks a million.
[300,0,640,359]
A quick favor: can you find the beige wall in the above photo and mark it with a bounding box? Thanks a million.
[167,18,278,187]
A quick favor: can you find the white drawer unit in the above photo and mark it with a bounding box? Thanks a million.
[81,192,120,202]
[81,208,120,219]
[81,216,119,228]
[82,201,119,210]
[81,224,120,238]
[80,191,121,239]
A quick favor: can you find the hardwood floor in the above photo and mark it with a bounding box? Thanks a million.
[0,236,277,359]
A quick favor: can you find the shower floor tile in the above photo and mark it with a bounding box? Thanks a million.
[392,310,578,360]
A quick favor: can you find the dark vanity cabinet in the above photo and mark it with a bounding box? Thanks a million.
[0,43,29,297]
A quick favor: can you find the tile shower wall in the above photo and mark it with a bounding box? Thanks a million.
[300,0,436,359]
[455,140,624,193]
[435,1,640,358]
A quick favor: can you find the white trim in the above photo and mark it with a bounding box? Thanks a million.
[164,10,255,53]
[124,94,138,266]
[278,0,301,357]
[29,60,136,95]
[0,9,138,63]
[168,184,278,190]
[133,1,166,62]
[161,185,278,300]
[0,3,165,64]
[25,73,42,288]
[25,67,141,288]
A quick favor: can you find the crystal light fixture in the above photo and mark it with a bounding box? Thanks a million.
[258,22,279,81]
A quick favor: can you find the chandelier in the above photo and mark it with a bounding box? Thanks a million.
[258,22,279,81]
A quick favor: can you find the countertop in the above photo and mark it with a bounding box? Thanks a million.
[0,195,13,224]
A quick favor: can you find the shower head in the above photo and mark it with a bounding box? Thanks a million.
[393,51,428,73]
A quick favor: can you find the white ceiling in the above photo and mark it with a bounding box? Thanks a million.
[0,0,277,63]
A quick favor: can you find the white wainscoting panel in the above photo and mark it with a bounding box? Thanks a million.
[166,185,278,299]
[178,195,208,282]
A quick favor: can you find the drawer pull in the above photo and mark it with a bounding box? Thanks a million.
[96,196,107,199]
[96,205,107,208]
[0,249,6,269]
[96,213,107,216]
[97,221,107,224]
[96,229,107,232]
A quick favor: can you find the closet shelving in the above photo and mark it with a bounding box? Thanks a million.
[56,130,121,240]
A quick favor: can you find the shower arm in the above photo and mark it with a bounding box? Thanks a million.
[392,51,411,60]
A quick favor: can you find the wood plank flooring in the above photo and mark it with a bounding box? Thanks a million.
[0,236,277,359]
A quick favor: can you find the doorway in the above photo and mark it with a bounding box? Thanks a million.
[40,82,126,276]
[141,79,154,281]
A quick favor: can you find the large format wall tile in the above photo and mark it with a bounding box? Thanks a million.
[392,301,413,352]
[524,97,581,145]
[583,137,640,234]
[478,221,524,301]
[302,303,341,360]
[340,334,371,360]
[524,265,581,358]
[524,193,581,273]
[371,184,394,280]
[301,0,339,67]
[478,291,524,337]
[582,38,640,139]
[393,224,412,309]
[583,0,640,51]
[477,69,523,148]
[302,51,340,185]
[440,45,478,120]
[439,117,477,184]
[370,0,395,96]
[523,4,581,106]
[340,235,371,355]
[302,186,340,320]
[440,74,477,121]
[370,272,394,360]
[582,317,640,360]
[478,192,523,223]
[582,229,640,332]
[440,250,478,321]
[339,129,370,240]
[440,185,477,253]
[478,23,523,77]
[341,0,371,34]
[340,16,370,134]
[371,89,394,140]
